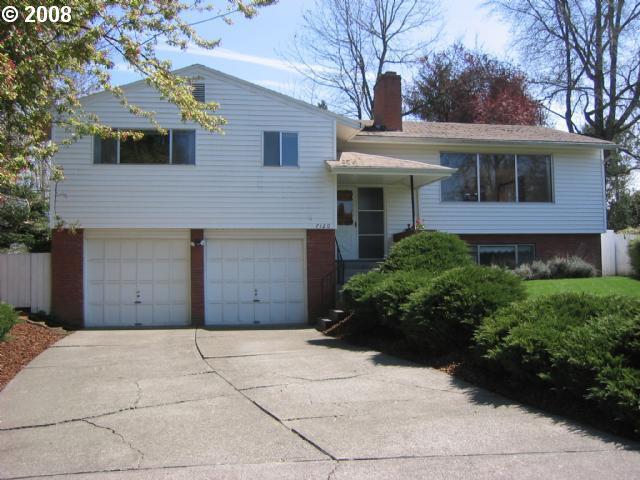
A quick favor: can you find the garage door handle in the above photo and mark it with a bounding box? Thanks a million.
[134,300,142,304]
[253,299,260,303]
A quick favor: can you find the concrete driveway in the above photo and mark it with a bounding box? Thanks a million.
[1,329,639,479]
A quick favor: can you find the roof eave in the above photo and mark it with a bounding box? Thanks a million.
[326,164,455,177]
[349,135,617,149]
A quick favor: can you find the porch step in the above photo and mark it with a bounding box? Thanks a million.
[341,260,383,284]
[316,309,348,331]
[316,317,336,331]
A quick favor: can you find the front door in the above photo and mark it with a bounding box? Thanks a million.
[357,187,385,259]
[336,188,358,260]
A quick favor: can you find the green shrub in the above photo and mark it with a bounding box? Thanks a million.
[0,302,19,340]
[547,256,597,278]
[514,260,551,280]
[629,238,640,278]
[341,270,385,315]
[367,270,433,329]
[475,294,640,385]
[400,266,525,354]
[475,294,640,433]
[380,231,472,274]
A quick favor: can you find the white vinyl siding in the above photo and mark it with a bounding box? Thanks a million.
[344,143,606,234]
[52,66,335,229]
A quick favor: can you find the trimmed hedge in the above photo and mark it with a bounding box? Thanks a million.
[341,270,432,332]
[475,293,640,433]
[0,302,19,340]
[380,231,472,273]
[400,266,525,354]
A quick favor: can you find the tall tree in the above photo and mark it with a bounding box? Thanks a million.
[405,44,545,125]
[485,0,640,161]
[0,0,275,188]
[285,0,441,119]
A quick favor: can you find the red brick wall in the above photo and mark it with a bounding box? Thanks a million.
[373,72,402,131]
[307,229,336,322]
[51,229,84,328]
[190,229,205,326]
[458,233,602,271]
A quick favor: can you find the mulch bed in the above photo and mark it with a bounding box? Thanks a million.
[0,316,67,391]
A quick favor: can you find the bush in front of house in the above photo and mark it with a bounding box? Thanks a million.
[366,270,433,329]
[547,256,597,278]
[0,302,19,340]
[514,256,596,280]
[474,292,640,433]
[629,238,640,278]
[380,231,472,274]
[400,265,525,355]
[514,260,551,280]
[341,270,385,318]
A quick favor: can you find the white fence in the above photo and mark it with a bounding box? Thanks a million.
[0,253,51,313]
[601,230,638,276]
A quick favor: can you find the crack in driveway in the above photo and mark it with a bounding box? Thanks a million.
[81,419,145,468]
[0,395,229,432]
[194,329,338,461]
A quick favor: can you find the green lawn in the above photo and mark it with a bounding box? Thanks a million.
[526,276,640,298]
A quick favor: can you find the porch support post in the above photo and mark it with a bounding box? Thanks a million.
[410,175,416,228]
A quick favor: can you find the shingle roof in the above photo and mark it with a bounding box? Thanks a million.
[327,152,454,174]
[356,121,615,146]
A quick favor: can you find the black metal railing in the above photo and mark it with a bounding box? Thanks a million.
[335,238,345,285]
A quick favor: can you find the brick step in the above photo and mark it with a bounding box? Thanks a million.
[316,317,336,331]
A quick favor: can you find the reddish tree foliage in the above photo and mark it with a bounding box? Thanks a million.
[405,44,545,125]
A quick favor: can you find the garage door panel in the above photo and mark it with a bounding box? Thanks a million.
[205,237,306,326]
[120,241,137,259]
[121,262,136,281]
[86,241,104,260]
[87,261,104,281]
[287,260,303,281]
[222,260,239,281]
[254,261,270,282]
[239,260,254,281]
[85,236,189,327]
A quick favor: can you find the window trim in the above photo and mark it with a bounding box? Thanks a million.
[440,152,554,204]
[262,131,299,168]
[471,244,536,266]
[93,129,197,166]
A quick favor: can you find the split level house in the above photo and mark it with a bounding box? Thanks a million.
[50,65,613,328]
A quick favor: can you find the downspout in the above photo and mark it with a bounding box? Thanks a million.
[410,175,415,228]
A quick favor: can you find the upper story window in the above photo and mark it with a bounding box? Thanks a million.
[263,131,298,167]
[94,130,196,165]
[441,153,552,203]
[191,83,205,102]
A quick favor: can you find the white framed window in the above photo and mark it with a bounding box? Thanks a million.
[93,130,196,165]
[263,131,299,167]
[470,244,535,268]
[441,153,553,203]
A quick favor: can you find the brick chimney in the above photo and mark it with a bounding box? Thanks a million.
[372,71,402,131]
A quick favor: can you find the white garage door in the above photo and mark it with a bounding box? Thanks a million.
[85,236,189,327]
[205,238,306,325]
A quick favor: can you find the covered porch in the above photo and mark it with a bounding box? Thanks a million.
[326,152,455,281]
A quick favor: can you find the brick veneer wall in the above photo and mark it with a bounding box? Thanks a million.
[190,229,205,326]
[458,233,602,271]
[51,229,84,328]
[307,229,336,322]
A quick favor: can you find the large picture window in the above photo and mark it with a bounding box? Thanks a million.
[441,153,478,201]
[94,130,196,165]
[441,153,552,203]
